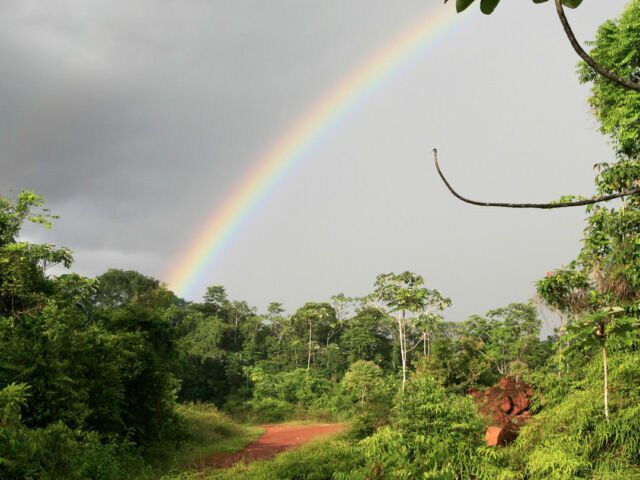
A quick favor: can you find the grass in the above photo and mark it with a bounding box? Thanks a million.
[203,436,361,480]
[155,403,263,480]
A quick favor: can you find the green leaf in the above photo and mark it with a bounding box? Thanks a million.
[480,0,500,14]
[532,0,548,3]
[561,0,583,8]
[620,49,635,66]
[456,0,476,13]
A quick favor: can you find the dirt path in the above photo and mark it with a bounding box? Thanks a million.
[205,423,344,469]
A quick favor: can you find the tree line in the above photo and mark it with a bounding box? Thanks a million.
[0,189,554,477]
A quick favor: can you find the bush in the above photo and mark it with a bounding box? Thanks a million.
[250,368,332,408]
[74,433,148,480]
[250,398,295,423]
[0,421,146,480]
[344,411,380,440]
[344,372,515,479]
[242,367,340,422]
[0,382,147,480]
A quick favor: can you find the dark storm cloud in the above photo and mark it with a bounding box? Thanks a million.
[0,0,437,256]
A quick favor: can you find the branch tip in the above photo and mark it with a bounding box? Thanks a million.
[432,149,640,209]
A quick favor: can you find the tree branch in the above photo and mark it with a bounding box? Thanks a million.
[368,298,395,322]
[433,149,640,209]
[555,0,640,93]
[405,337,424,354]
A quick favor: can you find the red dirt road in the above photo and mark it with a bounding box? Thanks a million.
[206,423,344,469]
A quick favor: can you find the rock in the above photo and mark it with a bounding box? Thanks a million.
[499,395,513,413]
[485,426,502,447]
[470,377,534,447]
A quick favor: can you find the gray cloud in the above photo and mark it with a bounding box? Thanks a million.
[1,0,628,324]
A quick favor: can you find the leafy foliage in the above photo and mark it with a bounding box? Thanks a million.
[446,0,583,15]
[0,382,147,480]
[0,191,184,478]
[579,1,640,160]
[343,372,512,479]
[463,303,543,378]
[513,352,640,479]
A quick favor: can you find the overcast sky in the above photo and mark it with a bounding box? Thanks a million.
[1,0,629,324]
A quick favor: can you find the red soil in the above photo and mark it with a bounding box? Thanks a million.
[469,377,534,447]
[203,423,344,469]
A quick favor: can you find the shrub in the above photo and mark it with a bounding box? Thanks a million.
[0,383,147,480]
[344,372,516,479]
[250,398,295,423]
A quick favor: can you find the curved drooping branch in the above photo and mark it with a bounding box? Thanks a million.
[555,0,640,93]
[433,149,640,209]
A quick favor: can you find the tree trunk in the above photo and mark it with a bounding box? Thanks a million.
[307,319,312,371]
[423,331,427,358]
[397,315,404,393]
[603,344,609,422]
[234,315,238,346]
[400,311,407,393]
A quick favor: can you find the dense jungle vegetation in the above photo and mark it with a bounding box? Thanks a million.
[2,2,640,479]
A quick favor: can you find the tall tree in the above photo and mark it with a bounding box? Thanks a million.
[578,0,640,159]
[340,307,393,366]
[0,191,72,317]
[293,303,335,371]
[92,269,160,309]
[369,272,450,392]
[463,303,542,377]
[264,302,293,362]
[202,285,230,316]
[562,307,636,422]
[536,2,640,412]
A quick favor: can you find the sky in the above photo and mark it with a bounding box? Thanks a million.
[0,0,630,325]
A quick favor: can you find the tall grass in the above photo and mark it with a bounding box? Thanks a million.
[155,403,263,479]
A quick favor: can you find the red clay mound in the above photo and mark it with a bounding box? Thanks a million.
[469,377,533,447]
[204,423,344,469]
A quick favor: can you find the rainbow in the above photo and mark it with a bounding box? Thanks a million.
[165,4,474,299]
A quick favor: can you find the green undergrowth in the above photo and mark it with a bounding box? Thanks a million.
[509,351,640,480]
[226,400,343,425]
[198,355,640,480]
[155,403,263,479]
